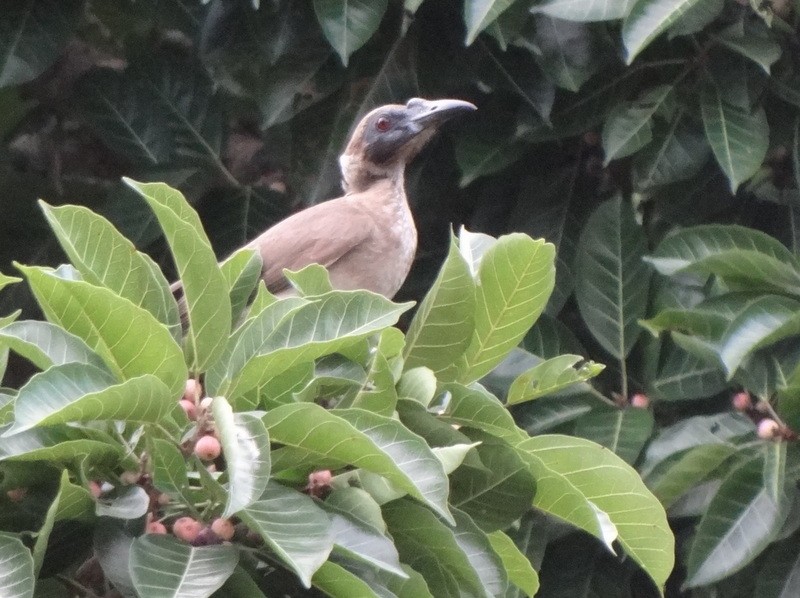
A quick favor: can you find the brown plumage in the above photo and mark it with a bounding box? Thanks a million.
[179,98,475,306]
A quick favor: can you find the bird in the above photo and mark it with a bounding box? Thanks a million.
[238,97,476,298]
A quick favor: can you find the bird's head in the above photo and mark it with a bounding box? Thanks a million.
[340,98,476,193]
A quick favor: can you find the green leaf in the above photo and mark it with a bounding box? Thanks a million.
[685,450,790,587]
[575,197,651,359]
[524,313,586,358]
[718,295,800,377]
[284,264,334,296]
[312,561,380,597]
[383,499,489,597]
[239,482,333,587]
[220,248,263,325]
[439,383,525,442]
[714,18,781,74]
[517,434,675,590]
[754,535,800,598]
[313,0,388,66]
[216,567,267,598]
[646,444,736,508]
[454,129,527,187]
[701,86,769,192]
[573,407,655,464]
[6,364,174,435]
[0,0,82,88]
[41,201,181,338]
[458,235,555,383]
[75,68,174,165]
[0,273,20,291]
[130,534,239,597]
[0,533,33,598]
[602,85,674,163]
[96,485,150,519]
[646,225,800,295]
[322,505,406,577]
[264,403,453,523]
[649,343,727,401]
[397,367,437,407]
[507,354,604,405]
[404,235,475,376]
[212,398,271,517]
[124,179,232,372]
[449,508,508,596]
[622,0,705,63]
[0,320,108,372]
[487,530,539,598]
[0,424,122,463]
[633,121,710,189]
[213,292,411,399]
[151,438,193,506]
[449,433,536,532]
[463,0,518,45]
[530,16,599,93]
[19,265,187,397]
[532,0,634,21]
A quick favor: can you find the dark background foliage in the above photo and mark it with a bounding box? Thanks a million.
[3,0,800,596]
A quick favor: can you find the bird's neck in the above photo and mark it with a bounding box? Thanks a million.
[339,154,406,197]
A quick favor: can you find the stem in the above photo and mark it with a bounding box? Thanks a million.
[620,356,629,403]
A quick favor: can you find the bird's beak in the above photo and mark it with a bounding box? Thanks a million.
[405,98,477,129]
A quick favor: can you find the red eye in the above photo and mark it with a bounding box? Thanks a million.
[375,117,391,132]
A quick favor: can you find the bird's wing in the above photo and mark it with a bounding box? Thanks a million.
[248,197,375,293]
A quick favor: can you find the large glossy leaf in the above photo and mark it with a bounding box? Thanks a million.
[264,403,453,523]
[575,197,651,359]
[19,266,187,397]
[649,343,727,401]
[312,562,380,598]
[646,225,800,295]
[7,364,174,435]
[219,248,263,325]
[517,434,675,590]
[646,444,736,508]
[151,438,193,507]
[573,407,655,464]
[125,179,231,372]
[403,235,475,376]
[715,18,781,74]
[532,0,634,21]
[40,202,180,339]
[530,15,598,92]
[313,0,388,66]
[383,499,490,597]
[458,234,555,383]
[0,424,122,463]
[130,534,238,598]
[0,320,108,372]
[212,398,271,517]
[602,85,673,163]
[75,68,173,165]
[633,121,710,189]
[506,354,604,405]
[622,0,705,63]
[701,86,769,192]
[685,448,790,587]
[487,531,539,597]
[0,273,21,292]
[212,291,411,399]
[239,482,334,587]
[463,0,517,45]
[0,533,33,598]
[0,0,81,88]
[754,535,800,598]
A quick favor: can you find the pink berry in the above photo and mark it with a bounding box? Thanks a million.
[194,435,221,461]
[306,470,333,497]
[172,517,203,542]
[147,521,167,535]
[6,487,27,502]
[179,399,197,421]
[211,518,235,541]
[89,481,102,498]
[184,379,202,402]
[758,419,781,440]
[732,392,752,411]
[630,393,650,408]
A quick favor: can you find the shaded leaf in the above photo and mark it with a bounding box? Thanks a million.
[532,0,634,21]
[486,530,539,597]
[0,320,108,372]
[464,0,518,45]
[507,354,604,405]
[0,533,33,598]
[622,0,705,63]
[573,407,655,464]
[313,0,388,66]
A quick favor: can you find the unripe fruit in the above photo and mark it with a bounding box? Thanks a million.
[194,435,221,461]
[630,393,650,408]
[211,518,235,541]
[758,418,781,440]
[184,379,202,402]
[732,391,752,411]
[172,517,203,542]
[147,521,168,535]
[179,399,197,421]
[6,487,27,502]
